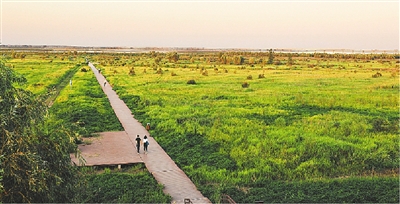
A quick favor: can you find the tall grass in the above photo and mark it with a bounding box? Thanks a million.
[49,65,123,136]
[96,52,398,202]
[7,52,123,135]
[8,51,397,202]
[74,165,171,203]
[7,54,79,94]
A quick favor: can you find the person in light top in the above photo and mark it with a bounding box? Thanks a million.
[143,135,149,152]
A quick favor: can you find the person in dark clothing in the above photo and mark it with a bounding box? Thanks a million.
[135,135,141,153]
[143,135,149,153]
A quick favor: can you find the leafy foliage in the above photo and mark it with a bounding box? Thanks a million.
[0,61,80,203]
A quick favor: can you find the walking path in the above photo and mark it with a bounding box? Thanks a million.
[86,62,211,204]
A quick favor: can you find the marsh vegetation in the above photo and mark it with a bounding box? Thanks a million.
[1,49,398,203]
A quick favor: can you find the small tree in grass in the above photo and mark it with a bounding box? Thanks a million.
[288,53,293,66]
[268,49,274,65]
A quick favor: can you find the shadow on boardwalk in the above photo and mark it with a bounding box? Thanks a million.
[70,62,210,204]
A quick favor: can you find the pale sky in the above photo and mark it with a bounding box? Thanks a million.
[1,0,399,50]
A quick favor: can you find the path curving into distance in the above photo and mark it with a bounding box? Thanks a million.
[87,62,211,204]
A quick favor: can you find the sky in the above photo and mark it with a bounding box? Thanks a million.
[1,0,399,50]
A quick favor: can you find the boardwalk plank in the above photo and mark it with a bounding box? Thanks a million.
[70,131,142,166]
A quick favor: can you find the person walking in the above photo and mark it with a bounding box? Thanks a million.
[135,135,141,154]
[143,135,149,153]
[103,80,106,87]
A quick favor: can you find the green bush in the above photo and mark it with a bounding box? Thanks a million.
[187,79,196,84]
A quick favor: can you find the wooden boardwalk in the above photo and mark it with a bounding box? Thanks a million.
[73,62,211,204]
[70,131,143,166]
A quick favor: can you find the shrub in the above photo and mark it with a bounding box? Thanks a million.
[128,68,135,75]
[274,117,286,127]
[80,67,88,72]
[258,74,265,78]
[246,75,253,80]
[372,72,382,78]
[371,117,390,132]
[242,82,250,88]
[187,79,196,85]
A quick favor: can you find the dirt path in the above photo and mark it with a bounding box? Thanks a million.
[87,62,211,204]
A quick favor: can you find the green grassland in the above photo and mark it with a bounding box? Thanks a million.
[4,52,81,95]
[2,51,168,203]
[94,51,399,202]
[49,64,123,136]
[4,52,123,135]
[3,51,398,202]
[75,165,171,203]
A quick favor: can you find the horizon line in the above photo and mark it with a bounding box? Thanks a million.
[1,44,399,53]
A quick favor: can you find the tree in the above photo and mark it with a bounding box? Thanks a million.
[0,61,80,203]
[219,53,229,65]
[221,54,228,64]
[154,56,162,65]
[166,52,179,63]
[249,57,255,65]
[233,55,244,65]
[288,53,293,66]
[268,49,274,65]
[149,51,158,58]
[11,50,16,59]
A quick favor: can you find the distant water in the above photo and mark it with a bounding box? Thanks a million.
[252,49,399,54]
[1,45,398,54]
